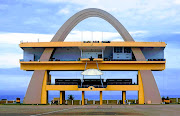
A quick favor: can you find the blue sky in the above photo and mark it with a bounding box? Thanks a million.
[0,0,180,98]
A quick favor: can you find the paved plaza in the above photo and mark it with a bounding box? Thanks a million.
[0,105,179,116]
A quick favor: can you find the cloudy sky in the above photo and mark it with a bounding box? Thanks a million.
[0,0,180,98]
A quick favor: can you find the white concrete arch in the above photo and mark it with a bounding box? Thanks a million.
[24,8,161,104]
[51,8,134,42]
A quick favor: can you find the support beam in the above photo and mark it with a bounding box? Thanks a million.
[138,71,145,104]
[41,71,48,104]
[60,91,65,105]
[100,91,103,105]
[122,91,126,104]
[62,91,65,103]
[60,91,62,105]
[82,91,85,105]
[20,61,165,71]
[48,74,51,85]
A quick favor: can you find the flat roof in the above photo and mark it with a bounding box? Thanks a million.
[19,41,166,48]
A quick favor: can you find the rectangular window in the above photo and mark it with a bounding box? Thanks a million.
[114,47,122,53]
[124,47,131,53]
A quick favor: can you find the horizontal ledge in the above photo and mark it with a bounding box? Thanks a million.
[46,85,139,91]
[20,61,165,71]
[19,42,166,48]
[20,61,166,64]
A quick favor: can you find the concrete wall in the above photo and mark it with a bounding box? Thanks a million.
[52,47,81,61]
[23,48,44,61]
[141,47,164,59]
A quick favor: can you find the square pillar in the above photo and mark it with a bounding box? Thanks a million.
[122,91,126,104]
[41,71,48,104]
[100,91,103,105]
[48,74,51,85]
[60,91,65,105]
[138,71,145,104]
[82,91,85,105]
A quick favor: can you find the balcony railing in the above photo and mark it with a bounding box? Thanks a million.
[20,58,166,62]
[78,85,107,88]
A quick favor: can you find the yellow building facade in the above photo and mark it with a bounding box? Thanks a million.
[20,8,166,105]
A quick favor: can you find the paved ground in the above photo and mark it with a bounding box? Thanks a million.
[0,105,179,116]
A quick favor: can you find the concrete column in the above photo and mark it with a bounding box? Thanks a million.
[60,91,65,105]
[107,100,108,105]
[82,91,85,105]
[60,91,62,105]
[135,99,136,104]
[122,91,126,104]
[47,91,49,104]
[176,98,178,103]
[138,71,145,104]
[49,74,51,85]
[100,91,103,105]
[62,91,65,101]
[41,71,48,104]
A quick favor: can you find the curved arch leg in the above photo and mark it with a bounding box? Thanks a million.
[138,70,161,104]
[23,70,46,104]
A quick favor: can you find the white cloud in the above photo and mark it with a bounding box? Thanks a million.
[172,32,180,34]
[164,44,180,69]
[34,0,180,27]
[0,30,147,44]
[174,0,180,4]
[130,31,148,37]
[0,32,53,44]
[57,7,70,15]
[0,53,22,68]
[65,31,121,41]
[65,30,147,41]
[56,5,72,15]
[35,0,175,12]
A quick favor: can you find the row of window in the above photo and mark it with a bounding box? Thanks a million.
[114,47,131,53]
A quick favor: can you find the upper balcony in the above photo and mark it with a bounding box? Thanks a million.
[19,41,166,48]
[19,41,166,71]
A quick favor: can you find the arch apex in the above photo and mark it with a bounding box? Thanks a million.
[51,8,134,42]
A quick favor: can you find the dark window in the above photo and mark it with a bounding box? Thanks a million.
[98,54,102,58]
[124,47,131,53]
[114,47,122,53]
